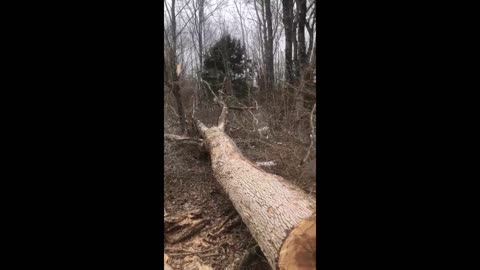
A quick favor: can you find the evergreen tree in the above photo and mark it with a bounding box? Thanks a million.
[202,34,252,100]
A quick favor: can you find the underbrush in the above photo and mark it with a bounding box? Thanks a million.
[164,88,316,196]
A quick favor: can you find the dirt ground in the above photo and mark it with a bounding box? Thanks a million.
[164,141,270,269]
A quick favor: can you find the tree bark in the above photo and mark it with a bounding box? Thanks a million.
[292,18,299,80]
[195,108,316,269]
[296,0,307,69]
[172,73,186,135]
[306,22,315,65]
[293,0,308,123]
[170,0,187,134]
[282,0,294,84]
[256,0,269,92]
[265,0,275,90]
[198,0,204,72]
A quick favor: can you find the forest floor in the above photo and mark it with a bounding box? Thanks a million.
[164,151,269,269]
[164,106,316,269]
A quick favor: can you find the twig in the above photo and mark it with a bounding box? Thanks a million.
[165,246,220,256]
[228,106,257,111]
[167,219,208,244]
[164,134,203,147]
[191,92,196,120]
[211,211,236,236]
[200,78,219,101]
[255,139,289,151]
[200,78,230,131]
[167,104,179,118]
[164,134,203,143]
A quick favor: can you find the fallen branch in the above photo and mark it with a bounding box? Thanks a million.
[255,161,277,167]
[164,134,203,147]
[166,219,208,244]
[200,79,219,101]
[228,106,257,111]
[164,134,203,142]
[210,211,236,236]
[220,215,241,234]
[165,210,208,244]
[217,100,228,131]
[165,246,219,256]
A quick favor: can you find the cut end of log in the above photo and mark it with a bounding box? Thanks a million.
[277,216,316,270]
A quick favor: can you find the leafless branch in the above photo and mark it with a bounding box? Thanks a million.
[200,78,219,101]
[217,101,228,131]
[164,134,203,143]
[164,134,204,147]
[300,103,316,166]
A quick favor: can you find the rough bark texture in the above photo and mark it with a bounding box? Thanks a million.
[282,0,294,84]
[264,0,275,89]
[198,0,204,73]
[196,124,316,269]
[294,70,306,123]
[169,0,187,134]
[292,19,299,80]
[296,0,307,69]
[172,78,187,134]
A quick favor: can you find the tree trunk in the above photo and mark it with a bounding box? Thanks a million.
[306,20,315,64]
[196,117,316,269]
[294,70,306,124]
[282,0,294,84]
[170,0,187,134]
[198,0,204,72]
[257,0,269,92]
[265,0,275,90]
[281,0,295,119]
[296,0,307,69]
[172,76,186,135]
[292,19,299,80]
[294,0,308,124]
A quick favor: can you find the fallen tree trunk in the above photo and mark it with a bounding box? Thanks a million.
[192,102,316,269]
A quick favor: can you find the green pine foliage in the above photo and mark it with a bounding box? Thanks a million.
[202,34,253,99]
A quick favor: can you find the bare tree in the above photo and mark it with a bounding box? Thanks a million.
[166,0,187,134]
[305,0,316,61]
[282,0,294,83]
[296,0,307,70]
[264,0,275,89]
